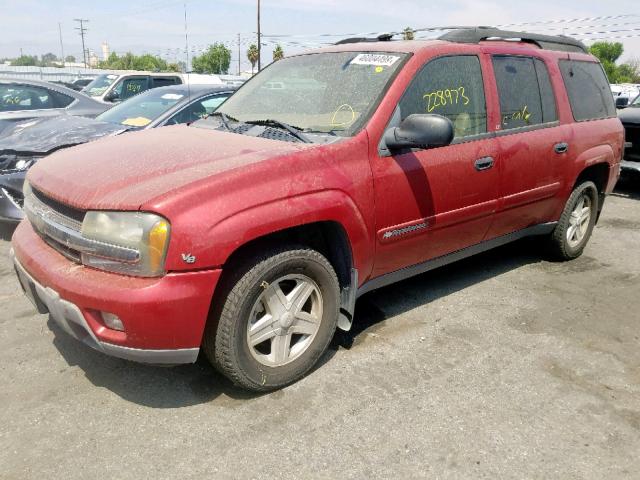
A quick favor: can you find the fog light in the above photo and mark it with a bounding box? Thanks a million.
[101,312,125,331]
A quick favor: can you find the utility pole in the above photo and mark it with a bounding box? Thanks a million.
[74,18,89,67]
[58,22,65,66]
[237,33,241,75]
[257,0,261,72]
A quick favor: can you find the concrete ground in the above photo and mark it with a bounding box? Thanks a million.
[0,177,639,480]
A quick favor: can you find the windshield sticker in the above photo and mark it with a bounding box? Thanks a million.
[121,117,152,127]
[375,66,384,73]
[161,93,184,100]
[423,87,470,113]
[331,104,356,127]
[350,54,400,67]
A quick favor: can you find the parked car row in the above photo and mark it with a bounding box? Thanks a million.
[5,27,627,392]
[0,78,109,132]
[0,84,235,222]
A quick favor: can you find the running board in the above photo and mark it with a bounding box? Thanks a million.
[357,222,557,297]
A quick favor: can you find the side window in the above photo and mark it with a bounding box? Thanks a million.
[399,55,487,138]
[534,59,558,123]
[50,90,74,108]
[152,77,180,87]
[493,56,552,130]
[0,85,53,111]
[119,77,149,100]
[167,96,227,125]
[559,60,616,121]
[201,95,229,114]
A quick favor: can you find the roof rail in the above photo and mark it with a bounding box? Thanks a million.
[335,33,394,45]
[438,27,588,53]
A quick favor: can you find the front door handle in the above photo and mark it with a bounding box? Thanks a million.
[474,156,494,171]
[554,142,569,154]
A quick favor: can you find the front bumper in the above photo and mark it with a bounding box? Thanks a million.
[11,221,222,364]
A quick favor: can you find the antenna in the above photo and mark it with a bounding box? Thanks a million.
[184,2,191,104]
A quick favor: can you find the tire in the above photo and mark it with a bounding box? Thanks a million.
[547,181,599,260]
[203,246,340,391]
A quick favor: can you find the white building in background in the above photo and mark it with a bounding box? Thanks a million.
[101,42,110,61]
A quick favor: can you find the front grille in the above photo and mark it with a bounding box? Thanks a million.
[623,124,640,162]
[32,188,85,225]
[28,187,85,262]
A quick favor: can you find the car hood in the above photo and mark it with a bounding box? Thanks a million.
[0,116,127,155]
[618,107,640,125]
[27,124,314,211]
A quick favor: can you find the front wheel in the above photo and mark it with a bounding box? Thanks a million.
[547,181,599,260]
[203,247,340,391]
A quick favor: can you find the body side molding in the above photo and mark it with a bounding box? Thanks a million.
[358,222,557,297]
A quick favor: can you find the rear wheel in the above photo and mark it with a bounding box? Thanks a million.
[203,247,339,391]
[547,181,599,260]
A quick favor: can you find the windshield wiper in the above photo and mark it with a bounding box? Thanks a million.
[244,119,312,143]
[208,111,237,131]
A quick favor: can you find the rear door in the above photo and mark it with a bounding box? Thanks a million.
[485,54,569,239]
[371,54,500,276]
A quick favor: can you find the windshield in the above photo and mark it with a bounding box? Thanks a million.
[631,94,640,107]
[83,74,119,97]
[217,51,408,136]
[96,88,185,127]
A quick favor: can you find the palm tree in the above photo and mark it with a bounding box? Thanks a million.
[403,27,415,41]
[247,44,259,74]
[272,45,284,62]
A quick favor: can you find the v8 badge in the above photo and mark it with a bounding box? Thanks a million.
[181,253,196,264]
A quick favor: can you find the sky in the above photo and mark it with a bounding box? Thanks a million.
[1,0,639,73]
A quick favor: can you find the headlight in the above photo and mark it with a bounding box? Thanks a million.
[81,211,170,277]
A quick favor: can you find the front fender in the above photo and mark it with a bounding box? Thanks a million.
[165,189,374,281]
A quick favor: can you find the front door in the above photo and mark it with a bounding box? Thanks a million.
[371,54,500,277]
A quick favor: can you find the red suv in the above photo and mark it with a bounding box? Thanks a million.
[11,28,623,391]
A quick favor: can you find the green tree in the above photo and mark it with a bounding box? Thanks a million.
[65,55,76,63]
[247,44,259,74]
[191,43,231,74]
[272,44,284,62]
[11,55,38,66]
[40,52,58,67]
[589,41,624,82]
[98,52,170,71]
[403,27,415,41]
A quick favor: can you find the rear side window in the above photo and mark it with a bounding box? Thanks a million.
[559,60,615,121]
[152,77,181,87]
[492,56,557,130]
[50,90,74,108]
[399,55,487,138]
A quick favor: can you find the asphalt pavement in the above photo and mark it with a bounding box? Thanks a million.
[1,177,639,479]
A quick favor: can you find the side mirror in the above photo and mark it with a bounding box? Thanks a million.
[616,97,629,109]
[104,90,120,102]
[384,114,454,151]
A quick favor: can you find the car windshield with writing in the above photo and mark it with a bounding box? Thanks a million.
[96,88,185,128]
[215,52,408,137]
[83,74,119,97]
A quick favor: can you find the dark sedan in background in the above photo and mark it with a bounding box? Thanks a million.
[619,94,640,178]
[0,84,235,221]
[0,78,109,133]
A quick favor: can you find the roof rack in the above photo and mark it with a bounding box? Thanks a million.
[438,27,588,53]
[335,33,393,45]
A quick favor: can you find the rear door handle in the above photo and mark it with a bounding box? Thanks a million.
[474,156,494,171]
[554,142,569,154]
